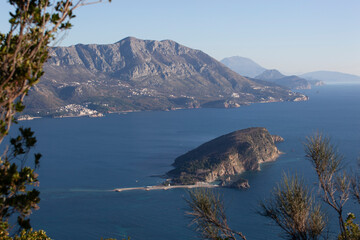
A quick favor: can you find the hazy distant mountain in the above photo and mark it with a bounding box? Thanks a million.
[255,69,311,90]
[220,56,266,78]
[24,37,307,117]
[221,58,319,90]
[300,71,360,84]
[255,69,285,80]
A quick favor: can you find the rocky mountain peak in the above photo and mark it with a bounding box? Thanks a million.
[24,37,308,117]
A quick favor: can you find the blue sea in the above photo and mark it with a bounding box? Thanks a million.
[15,85,360,239]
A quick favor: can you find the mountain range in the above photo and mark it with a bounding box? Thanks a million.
[222,56,359,87]
[221,57,322,90]
[300,71,360,84]
[255,69,311,90]
[24,37,307,117]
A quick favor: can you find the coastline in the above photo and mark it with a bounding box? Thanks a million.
[113,182,219,192]
[19,95,309,120]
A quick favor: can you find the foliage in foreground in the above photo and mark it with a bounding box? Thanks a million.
[304,133,349,237]
[338,213,360,240]
[0,221,51,240]
[0,0,79,232]
[0,0,112,236]
[259,174,326,239]
[187,188,247,240]
[0,128,42,230]
[186,133,360,240]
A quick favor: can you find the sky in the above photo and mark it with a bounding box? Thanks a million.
[0,0,359,75]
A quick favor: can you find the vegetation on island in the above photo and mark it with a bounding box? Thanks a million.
[168,127,281,187]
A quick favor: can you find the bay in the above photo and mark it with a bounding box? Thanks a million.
[15,85,360,239]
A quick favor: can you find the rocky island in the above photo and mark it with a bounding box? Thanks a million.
[167,127,283,189]
[113,127,283,193]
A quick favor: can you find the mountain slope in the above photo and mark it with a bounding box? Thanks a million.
[255,69,285,80]
[220,56,266,78]
[222,57,320,90]
[300,71,360,84]
[24,37,307,116]
[255,69,311,90]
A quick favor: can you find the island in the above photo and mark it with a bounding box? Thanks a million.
[113,127,283,192]
[167,127,283,189]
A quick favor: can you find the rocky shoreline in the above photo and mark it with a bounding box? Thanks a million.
[167,127,284,189]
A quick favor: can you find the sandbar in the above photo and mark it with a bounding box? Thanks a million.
[113,182,218,192]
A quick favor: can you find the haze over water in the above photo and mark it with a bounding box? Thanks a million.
[15,85,360,239]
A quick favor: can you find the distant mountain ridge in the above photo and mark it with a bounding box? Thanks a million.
[255,69,311,90]
[221,56,315,90]
[220,56,266,78]
[218,56,359,87]
[255,69,285,80]
[300,71,360,84]
[24,37,307,117]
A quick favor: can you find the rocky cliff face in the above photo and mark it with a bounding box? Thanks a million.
[24,37,307,116]
[167,127,282,185]
[272,135,284,142]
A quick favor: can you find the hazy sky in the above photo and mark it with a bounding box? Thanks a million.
[1,0,359,75]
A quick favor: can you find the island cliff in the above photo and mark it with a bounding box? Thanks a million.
[167,127,282,187]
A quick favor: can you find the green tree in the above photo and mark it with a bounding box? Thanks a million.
[0,0,108,237]
[0,127,42,230]
[0,0,79,143]
[1,220,51,239]
[338,213,360,240]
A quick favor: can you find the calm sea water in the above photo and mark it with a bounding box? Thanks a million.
[15,85,360,239]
